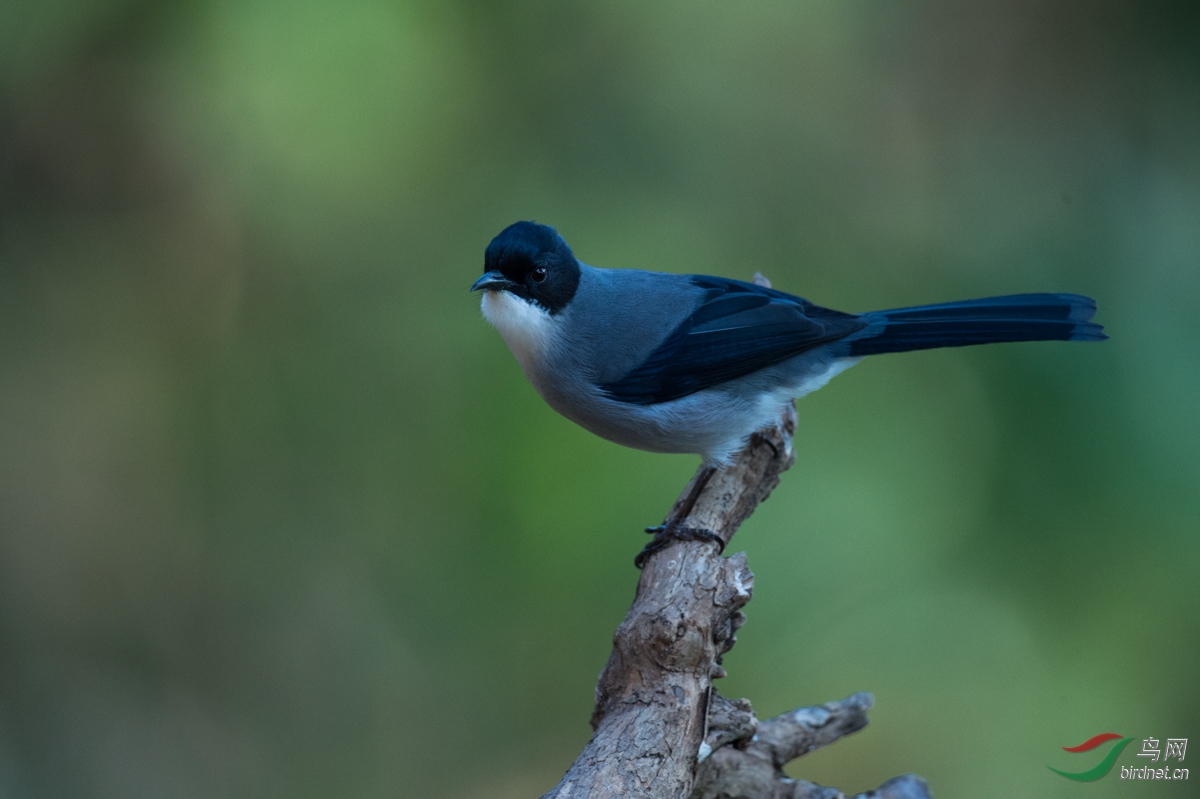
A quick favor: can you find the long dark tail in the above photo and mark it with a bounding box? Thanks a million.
[845,293,1105,357]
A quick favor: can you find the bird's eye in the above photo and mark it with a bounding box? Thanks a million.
[532,267,548,283]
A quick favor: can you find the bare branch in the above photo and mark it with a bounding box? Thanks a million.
[849,775,932,799]
[700,693,758,756]
[539,402,931,799]
[691,693,924,799]
[753,692,873,768]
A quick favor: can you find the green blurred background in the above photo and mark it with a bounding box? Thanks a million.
[1,1,1198,797]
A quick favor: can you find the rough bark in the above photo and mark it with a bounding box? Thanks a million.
[540,300,931,798]
[691,692,931,799]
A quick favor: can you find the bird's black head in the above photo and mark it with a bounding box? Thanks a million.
[472,221,581,314]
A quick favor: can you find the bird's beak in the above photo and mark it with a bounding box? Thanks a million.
[471,271,516,293]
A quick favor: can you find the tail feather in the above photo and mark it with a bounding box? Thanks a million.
[845,293,1105,357]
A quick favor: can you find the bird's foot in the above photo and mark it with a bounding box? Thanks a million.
[749,431,779,458]
[635,523,725,569]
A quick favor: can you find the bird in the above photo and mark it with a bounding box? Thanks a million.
[472,221,1105,563]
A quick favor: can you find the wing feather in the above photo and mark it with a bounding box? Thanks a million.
[600,276,864,404]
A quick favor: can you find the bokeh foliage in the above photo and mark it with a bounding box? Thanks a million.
[1,2,1197,797]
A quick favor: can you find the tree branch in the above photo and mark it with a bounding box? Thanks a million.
[692,692,930,799]
[539,401,931,799]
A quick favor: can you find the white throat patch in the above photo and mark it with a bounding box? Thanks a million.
[480,290,558,374]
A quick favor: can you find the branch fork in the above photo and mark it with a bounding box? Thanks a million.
[540,399,931,799]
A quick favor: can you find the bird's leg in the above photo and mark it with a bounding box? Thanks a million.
[636,466,723,568]
[749,431,779,458]
[643,466,713,538]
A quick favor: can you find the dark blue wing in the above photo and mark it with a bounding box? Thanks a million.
[600,276,865,405]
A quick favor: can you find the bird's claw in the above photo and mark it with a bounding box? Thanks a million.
[750,431,779,458]
[635,524,725,568]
